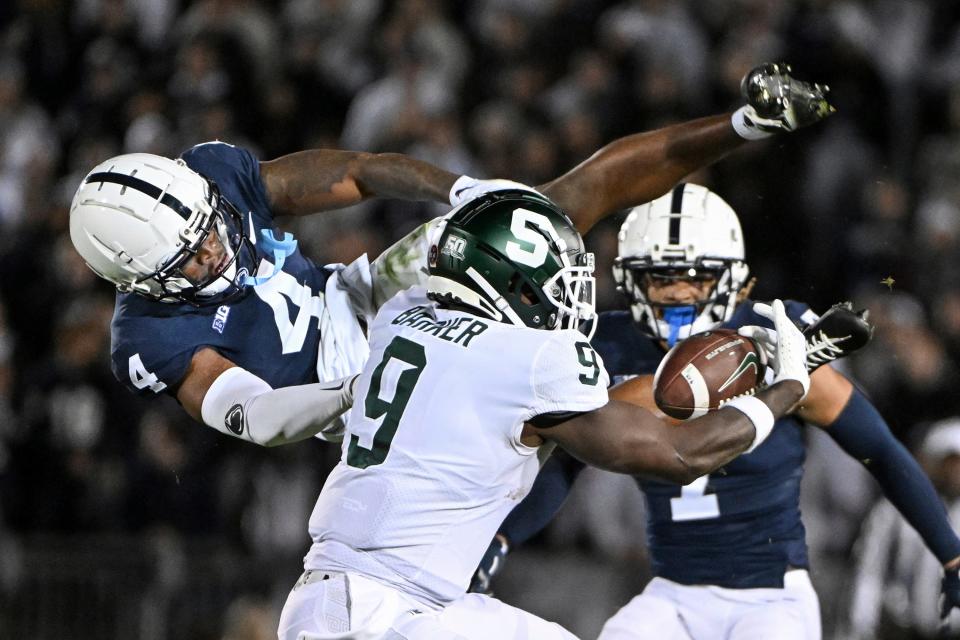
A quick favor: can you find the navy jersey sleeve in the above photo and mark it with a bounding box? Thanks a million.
[180,142,274,229]
[110,295,216,396]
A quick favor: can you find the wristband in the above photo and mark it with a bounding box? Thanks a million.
[731,106,775,141]
[725,395,775,453]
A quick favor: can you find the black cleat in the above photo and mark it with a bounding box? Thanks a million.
[802,302,873,371]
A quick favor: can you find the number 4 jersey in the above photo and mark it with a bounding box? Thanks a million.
[110,142,345,396]
[304,286,609,606]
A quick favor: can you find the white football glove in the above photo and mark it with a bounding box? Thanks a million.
[448,176,541,207]
[733,62,835,139]
[738,300,810,399]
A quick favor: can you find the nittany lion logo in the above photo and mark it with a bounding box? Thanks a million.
[225,404,245,435]
[441,235,466,260]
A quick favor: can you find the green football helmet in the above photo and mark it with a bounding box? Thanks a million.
[428,188,597,338]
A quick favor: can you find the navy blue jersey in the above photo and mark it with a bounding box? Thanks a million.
[592,300,819,589]
[110,142,332,396]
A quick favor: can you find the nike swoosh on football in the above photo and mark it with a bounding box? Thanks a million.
[718,353,761,393]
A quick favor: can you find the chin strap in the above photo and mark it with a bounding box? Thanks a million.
[663,305,697,347]
[241,229,298,286]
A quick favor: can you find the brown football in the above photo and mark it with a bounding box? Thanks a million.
[653,329,767,420]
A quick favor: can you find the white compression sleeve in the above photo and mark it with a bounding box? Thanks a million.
[200,367,357,446]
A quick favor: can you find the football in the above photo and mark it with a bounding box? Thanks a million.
[653,329,767,420]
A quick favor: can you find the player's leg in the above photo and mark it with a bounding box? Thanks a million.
[277,571,406,640]
[392,592,579,640]
[727,571,821,640]
[597,579,693,640]
[786,570,822,640]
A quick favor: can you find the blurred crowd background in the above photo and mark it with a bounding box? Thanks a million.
[3,0,960,638]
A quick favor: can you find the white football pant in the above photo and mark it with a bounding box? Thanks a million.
[278,570,578,640]
[598,570,820,640]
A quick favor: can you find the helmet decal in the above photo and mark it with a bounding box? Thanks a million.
[505,208,558,268]
[441,234,467,260]
[668,182,685,244]
[84,171,193,220]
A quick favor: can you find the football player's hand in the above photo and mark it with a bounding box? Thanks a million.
[449,177,535,207]
[468,534,509,595]
[738,324,776,387]
[741,300,810,398]
[942,567,960,619]
[735,62,834,137]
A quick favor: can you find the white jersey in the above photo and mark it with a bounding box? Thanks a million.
[304,286,609,606]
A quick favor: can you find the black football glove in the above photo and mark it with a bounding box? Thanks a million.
[803,302,873,371]
[468,534,509,595]
[942,568,960,620]
[737,62,835,136]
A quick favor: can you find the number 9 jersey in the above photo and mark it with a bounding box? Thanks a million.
[110,142,351,396]
[304,286,609,606]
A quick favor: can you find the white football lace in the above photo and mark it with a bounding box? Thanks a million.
[805,330,849,367]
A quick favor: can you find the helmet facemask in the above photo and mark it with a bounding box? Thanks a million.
[613,256,747,346]
[132,181,256,306]
[613,183,749,346]
[544,251,597,339]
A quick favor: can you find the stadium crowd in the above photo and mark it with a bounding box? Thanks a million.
[3,0,960,638]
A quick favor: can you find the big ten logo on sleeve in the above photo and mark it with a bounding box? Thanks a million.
[212,305,231,334]
[391,306,488,347]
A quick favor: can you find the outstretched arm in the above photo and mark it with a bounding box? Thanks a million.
[539,62,834,233]
[260,150,459,216]
[533,380,803,484]
[539,114,743,233]
[531,299,811,482]
[806,365,960,611]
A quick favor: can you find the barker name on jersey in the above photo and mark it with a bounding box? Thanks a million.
[391,305,489,347]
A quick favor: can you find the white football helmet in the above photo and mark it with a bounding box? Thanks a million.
[69,153,255,305]
[612,183,749,345]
